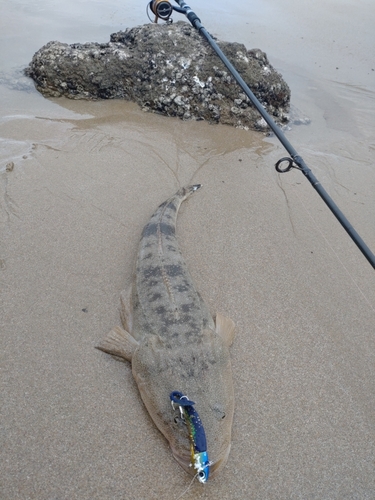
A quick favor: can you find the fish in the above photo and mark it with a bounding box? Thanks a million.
[97,184,235,481]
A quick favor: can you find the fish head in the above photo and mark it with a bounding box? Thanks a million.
[131,330,234,479]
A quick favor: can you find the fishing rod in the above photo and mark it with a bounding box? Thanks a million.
[147,0,375,270]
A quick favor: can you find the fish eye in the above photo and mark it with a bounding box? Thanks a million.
[198,471,206,481]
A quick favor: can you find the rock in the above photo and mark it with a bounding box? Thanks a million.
[25,21,290,130]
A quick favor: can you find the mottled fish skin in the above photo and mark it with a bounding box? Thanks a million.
[132,184,214,345]
[97,185,235,480]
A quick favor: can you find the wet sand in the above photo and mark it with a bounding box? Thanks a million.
[1,1,375,499]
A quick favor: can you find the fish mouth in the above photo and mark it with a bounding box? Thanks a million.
[171,443,231,479]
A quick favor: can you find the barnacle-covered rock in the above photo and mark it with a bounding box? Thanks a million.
[25,21,290,130]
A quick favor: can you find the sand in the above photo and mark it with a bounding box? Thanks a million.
[1,1,375,499]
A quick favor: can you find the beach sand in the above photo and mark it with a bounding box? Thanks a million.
[1,1,375,498]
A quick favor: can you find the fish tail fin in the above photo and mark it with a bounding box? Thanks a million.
[177,184,202,201]
[190,184,202,192]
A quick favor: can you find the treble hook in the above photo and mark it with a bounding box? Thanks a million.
[170,391,195,418]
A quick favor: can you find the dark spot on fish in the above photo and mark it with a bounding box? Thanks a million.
[181,303,192,312]
[143,266,161,279]
[143,222,176,238]
[176,284,189,293]
[165,264,183,277]
[156,305,167,315]
[142,223,158,238]
[147,279,159,287]
[166,201,177,212]
[188,321,200,332]
[159,223,175,236]
[164,316,178,327]
[149,292,162,302]
[166,245,177,252]
[143,252,153,260]
[200,361,209,372]
[179,311,192,321]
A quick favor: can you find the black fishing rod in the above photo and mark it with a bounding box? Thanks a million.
[148,0,375,270]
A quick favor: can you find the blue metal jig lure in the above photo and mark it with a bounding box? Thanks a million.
[170,391,210,483]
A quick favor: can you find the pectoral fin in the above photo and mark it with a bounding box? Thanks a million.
[215,312,235,347]
[96,326,139,361]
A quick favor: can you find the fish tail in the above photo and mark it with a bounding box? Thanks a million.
[176,184,202,202]
[157,184,201,219]
[141,185,202,241]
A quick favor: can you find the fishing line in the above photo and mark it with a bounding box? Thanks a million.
[146,0,375,270]
[291,184,375,314]
[174,472,199,500]
[271,158,374,310]
[174,459,215,500]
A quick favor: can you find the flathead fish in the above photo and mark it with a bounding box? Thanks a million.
[97,185,235,481]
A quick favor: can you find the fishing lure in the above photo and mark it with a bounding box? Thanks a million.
[170,391,210,483]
